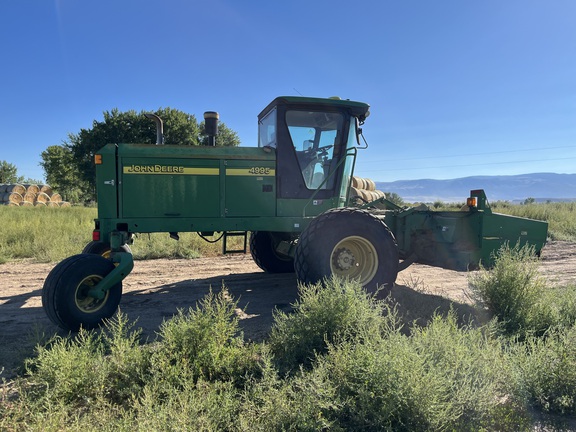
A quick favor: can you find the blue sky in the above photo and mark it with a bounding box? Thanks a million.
[1,0,575,183]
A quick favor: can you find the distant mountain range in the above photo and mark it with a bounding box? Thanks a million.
[375,173,576,203]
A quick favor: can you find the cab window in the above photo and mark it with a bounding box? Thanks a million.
[258,107,277,148]
[286,110,343,190]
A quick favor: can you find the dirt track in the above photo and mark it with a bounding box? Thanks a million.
[1,241,575,379]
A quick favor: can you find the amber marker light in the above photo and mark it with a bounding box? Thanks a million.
[94,154,103,164]
[467,197,477,207]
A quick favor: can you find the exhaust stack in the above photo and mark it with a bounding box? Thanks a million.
[144,113,165,145]
[204,111,219,146]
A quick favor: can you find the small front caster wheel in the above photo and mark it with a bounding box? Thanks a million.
[82,240,132,259]
[42,254,122,331]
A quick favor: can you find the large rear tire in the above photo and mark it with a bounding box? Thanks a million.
[294,208,398,293]
[250,231,295,273]
[42,254,122,331]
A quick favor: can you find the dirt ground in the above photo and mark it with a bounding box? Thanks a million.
[1,241,575,379]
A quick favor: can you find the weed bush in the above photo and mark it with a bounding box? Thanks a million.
[318,313,522,431]
[268,277,396,374]
[238,360,340,431]
[133,379,241,431]
[469,243,576,339]
[510,325,576,415]
[5,275,576,430]
[22,312,149,407]
[469,243,551,338]
[150,289,262,389]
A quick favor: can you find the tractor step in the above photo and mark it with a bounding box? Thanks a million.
[222,231,248,254]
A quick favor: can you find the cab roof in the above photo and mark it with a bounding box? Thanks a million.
[259,96,370,122]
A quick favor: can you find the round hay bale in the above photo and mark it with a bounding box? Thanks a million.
[58,201,71,208]
[0,184,6,194]
[374,190,386,199]
[23,192,37,203]
[365,178,376,191]
[349,186,362,200]
[36,192,51,203]
[359,189,371,201]
[24,184,40,194]
[46,201,59,207]
[39,184,53,195]
[34,201,47,207]
[20,201,34,207]
[50,193,62,203]
[7,202,19,207]
[6,184,26,195]
[351,176,363,189]
[4,192,23,204]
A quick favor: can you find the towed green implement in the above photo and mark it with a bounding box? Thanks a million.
[42,96,548,330]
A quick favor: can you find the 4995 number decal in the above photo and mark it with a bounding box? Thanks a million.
[226,167,275,176]
[248,167,271,175]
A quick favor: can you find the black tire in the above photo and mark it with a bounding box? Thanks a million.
[294,208,398,293]
[250,231,295,273]
[42,254,122,331]
[82,241,132,258]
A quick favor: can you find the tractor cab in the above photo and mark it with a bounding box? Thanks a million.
[257,96,370,207]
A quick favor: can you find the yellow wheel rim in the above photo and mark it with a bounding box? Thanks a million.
[74,275,109,313]
[330,236,378,285]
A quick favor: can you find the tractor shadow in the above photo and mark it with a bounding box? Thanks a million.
[119,271,300,343]
[0,271,487,379]
[119,272,487,342]
[386,284,489,331]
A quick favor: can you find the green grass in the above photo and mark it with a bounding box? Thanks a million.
[0,206,95,262]
[1,201,574,263]
[493,201,576,242]
[0,206,242,263]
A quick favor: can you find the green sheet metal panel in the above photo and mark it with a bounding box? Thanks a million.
[480,212,548,264]
[276,197,340,218]
[224,160,276,217]
[95,144,119,219]
[120,157,220,218]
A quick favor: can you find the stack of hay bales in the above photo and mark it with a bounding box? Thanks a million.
[349,176,386,203]
[0,184,70,207]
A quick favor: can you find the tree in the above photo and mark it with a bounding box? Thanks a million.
[63,107,240,202]
[40,145,89,202]
[385,192,405,207]
[0,160,22,184]
[523,197,536,205]
[199,121,240,147]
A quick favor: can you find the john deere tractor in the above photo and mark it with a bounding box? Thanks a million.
[42,96,548,330]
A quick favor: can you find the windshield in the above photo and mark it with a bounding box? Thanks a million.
[286,110,343,190]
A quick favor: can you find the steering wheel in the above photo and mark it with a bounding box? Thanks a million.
[317,145,333,157]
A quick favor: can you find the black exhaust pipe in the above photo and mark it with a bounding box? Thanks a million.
[204,111,219,146]
[144,113,165,145]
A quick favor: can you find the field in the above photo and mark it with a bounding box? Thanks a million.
[1,204,576,429]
